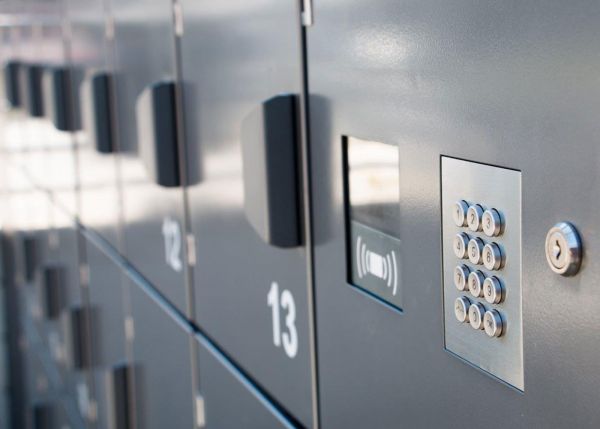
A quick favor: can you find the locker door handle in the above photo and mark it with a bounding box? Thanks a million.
[61,305,92,370]
[106,363,134,429]
[21,63,45,117]
[32,403,56,429]
[241,94,301,248]
[4,60,22,108]
[45,66,82,131]
[41,265,65,320]
[135,80,180,187]
[22,234,38,283]
[82,71,116,154]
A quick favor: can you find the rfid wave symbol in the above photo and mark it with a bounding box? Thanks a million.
[356,236,398,296]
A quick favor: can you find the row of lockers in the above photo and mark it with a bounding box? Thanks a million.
[2,182,297,428]
[4,0,600,428]
[2,0,315,427]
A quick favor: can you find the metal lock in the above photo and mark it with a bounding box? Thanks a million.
[545,222,582,276]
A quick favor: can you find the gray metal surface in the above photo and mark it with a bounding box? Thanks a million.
[111,0,189,313]
[307,1,600,427]
[179,1,315,426]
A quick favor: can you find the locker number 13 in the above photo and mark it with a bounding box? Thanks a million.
[267,282,298,359]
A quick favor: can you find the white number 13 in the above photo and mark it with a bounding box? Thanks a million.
[267,282,298,359]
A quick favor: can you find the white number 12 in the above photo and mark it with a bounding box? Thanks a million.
[162,217,182,272]
[267,282,298,359]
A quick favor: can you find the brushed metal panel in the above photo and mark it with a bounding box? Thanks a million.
[442,156,523,390]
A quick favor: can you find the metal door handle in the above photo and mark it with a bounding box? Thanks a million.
[22,234,38,283]
[135,80,180,187]
[241,94,301,248]
[41,265,65,321]
[4,60,22,108]
[82,71,116,154]
[45,66,82,131]
[106,363,134,429]
[21,63,45,117]
[61,305,92,370]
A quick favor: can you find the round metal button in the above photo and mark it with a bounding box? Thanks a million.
[453,200,470,227]
[454,296,471,323]
[468,302,486,330]
[467,204,484,232]
[482,208,503,237]
[484,309,504,337]
[482,242,504,271]
[453,232,470,259]
[483,276,503,304]
[544,222,582,276]
[467,237,484,265]
[453,265,471,291]
[467,270,485,297]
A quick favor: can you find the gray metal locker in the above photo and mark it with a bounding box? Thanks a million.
[128,281,195,429]
[179,1,316,426]
[111,0,189,313]
[306,1,600,427]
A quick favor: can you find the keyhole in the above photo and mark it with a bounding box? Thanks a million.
[552,240,562,261]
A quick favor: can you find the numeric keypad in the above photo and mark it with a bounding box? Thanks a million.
[450,200,508,338]
[442,157,523,390]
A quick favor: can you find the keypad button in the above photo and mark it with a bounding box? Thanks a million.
[467,270,485,298]
[482,208,503,237]
[482,243,504,271]
[467,204,484,232]
[454,296,471,323]
[467,237,484,265]
[468,302,486,330]
[453,200,470,227]
[483,276,503,304]
[484,310,504,337]
[453,265,470,291]
[453,232,470,259]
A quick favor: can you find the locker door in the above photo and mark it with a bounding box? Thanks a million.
[68,0,121,248]
[85,238,130,429]
[129,282,195,429]
[195,334,296,429]
[111,0,188,312]
[179,2,316,426]
[307,1,600,428]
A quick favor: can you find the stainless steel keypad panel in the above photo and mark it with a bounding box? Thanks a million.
[442,156,523,391]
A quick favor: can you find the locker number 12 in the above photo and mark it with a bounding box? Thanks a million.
[267,282,298,358]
